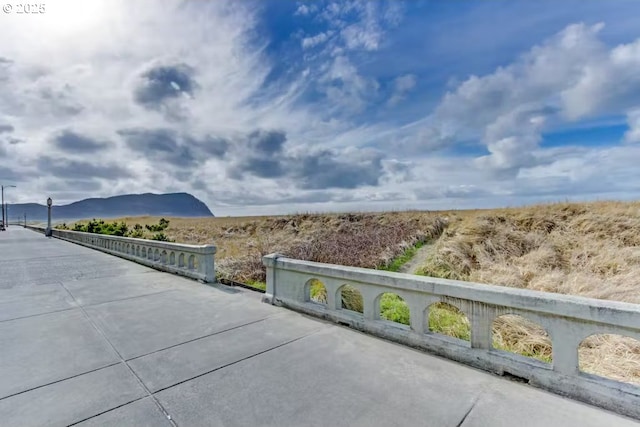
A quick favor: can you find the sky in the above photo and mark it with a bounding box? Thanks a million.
[1,0,640,216]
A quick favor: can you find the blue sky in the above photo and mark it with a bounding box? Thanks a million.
[1,0,640,215]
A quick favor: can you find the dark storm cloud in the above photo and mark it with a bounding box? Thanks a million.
[247,130,286,154]
[184,135,229,158]
[244,158,284,178]
[292,150,383,189]
[227,129,385,189]
[192,179,208,191]
[0,124,13,134]
[134,63,198,108]
[48,179,103,192]
[37,156,133,180]
[52,130,111,153]
[118,128,197,167]
[232,130,288,178]
[0,165,24,181]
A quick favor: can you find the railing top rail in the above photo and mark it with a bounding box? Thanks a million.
[54,229,216,253]
[263,254,640,330]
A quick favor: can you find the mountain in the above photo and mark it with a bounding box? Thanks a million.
[5,192,214,222]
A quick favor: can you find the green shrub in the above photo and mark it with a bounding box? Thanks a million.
[380,293,410,325]
[145,218,170,232]
[127,223,145,238]
[151,232,172,242]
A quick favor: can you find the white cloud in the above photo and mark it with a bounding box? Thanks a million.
[295,3,317,16]
[405,22,640,179]
[388,74,416,106]
[301,32,332,49]
[624,109,640,144]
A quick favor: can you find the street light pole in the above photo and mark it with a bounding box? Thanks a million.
[1,184,16,230]
[45,197,53,237]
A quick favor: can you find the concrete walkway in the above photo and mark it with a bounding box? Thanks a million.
[0,227,637,427]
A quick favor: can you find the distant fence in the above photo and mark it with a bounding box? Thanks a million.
[26,226,216,282]
[263,253,640,419]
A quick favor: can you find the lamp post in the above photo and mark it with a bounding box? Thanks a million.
[1,184,16,230]
[45,197,53,237]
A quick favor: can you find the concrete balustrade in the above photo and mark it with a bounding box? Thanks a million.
[263,253,640,419]
[26,226,215,282]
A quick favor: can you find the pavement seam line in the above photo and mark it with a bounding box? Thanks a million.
[65,396,150,427]
[125,312,289,362]
[0,362,121,401]
[0,284,177,323]
[151,325,331,395]
[0,305,78,323]
[58,281,179,427]
[80,288,180,309]
[455,394,481,427]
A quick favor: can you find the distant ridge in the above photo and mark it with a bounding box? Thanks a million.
[7,192,214,222]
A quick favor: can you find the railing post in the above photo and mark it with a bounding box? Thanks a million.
[550,320,581,376]
[470,303,494,350]
[199,245,217,283]
[262,253,284,305]
[362,289,379,321]
[408,301,426,334]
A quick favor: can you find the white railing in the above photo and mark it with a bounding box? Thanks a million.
[28,227,216,282]
[263,253,640,419]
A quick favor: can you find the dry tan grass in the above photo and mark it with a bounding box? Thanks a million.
[418,200,640,384]
[104,212,448,283]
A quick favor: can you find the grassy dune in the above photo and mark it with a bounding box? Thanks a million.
[416,201,640,383]
[99,201,640,384]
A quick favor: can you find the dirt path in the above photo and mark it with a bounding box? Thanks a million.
[398,241,436,274]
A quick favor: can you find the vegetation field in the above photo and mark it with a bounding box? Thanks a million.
[70,201,640,385]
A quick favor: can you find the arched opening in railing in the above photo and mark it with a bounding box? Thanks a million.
[377,293,410,326]
[169,252,176,265]
[428,302,470,342]
[304,278,327,305]
[337,284,363,313]
[136,246,140,257]
[188,255,196,270]
[178,253,185,268]
[161,250,167,264]
[154,249,160,262]
[141,247,147,258]
[492,314,551,363]
[578,334,640,385]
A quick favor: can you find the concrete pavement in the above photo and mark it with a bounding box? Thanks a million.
[0,227,638,426]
